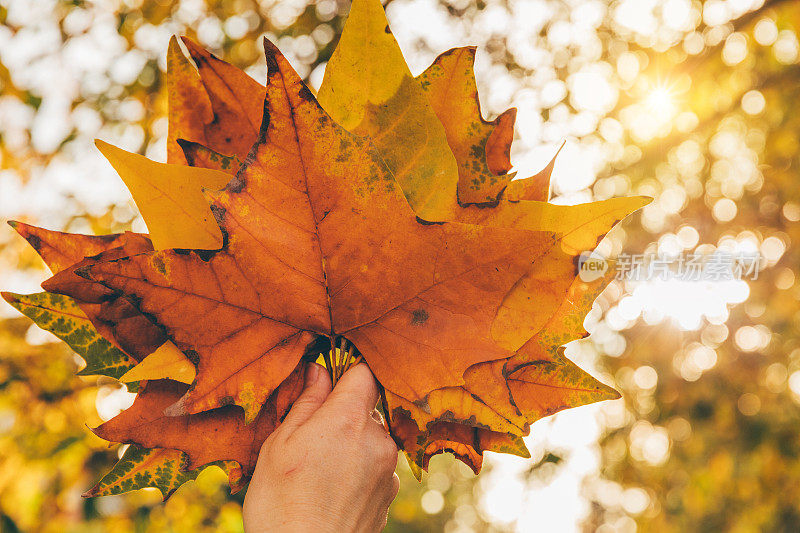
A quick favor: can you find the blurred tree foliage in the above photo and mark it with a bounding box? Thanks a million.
[1,0,799,531]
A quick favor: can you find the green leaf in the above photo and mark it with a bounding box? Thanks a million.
[83,446,202,501]
[2,292,137,381]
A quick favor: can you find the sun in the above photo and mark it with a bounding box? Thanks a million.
[644,85,676,115]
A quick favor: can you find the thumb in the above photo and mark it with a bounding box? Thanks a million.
[280,362,332,432]
[317,363,380,418]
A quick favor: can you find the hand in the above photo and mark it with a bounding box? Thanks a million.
[243,363,400,533]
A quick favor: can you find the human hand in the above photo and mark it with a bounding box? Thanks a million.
[243,363,400,533]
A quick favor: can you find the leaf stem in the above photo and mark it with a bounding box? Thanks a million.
[324,336,361,386]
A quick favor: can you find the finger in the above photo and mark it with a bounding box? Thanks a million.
[321,363,380,416]
[371,408,385,426]
[373,474,399,532]
[373,508,390,533]
[279,362,332,432]
[379,473,400,516]
[389,472,400,500]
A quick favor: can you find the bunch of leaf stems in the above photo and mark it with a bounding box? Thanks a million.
[326,336,362,385]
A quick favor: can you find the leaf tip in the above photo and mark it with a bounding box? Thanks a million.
[591,378,622,403]
[175,137,191,150]
[180,36,208,62]
[617,195,654,216]
[7,220,29,238]
[87,422,108,442]
[81,482,104,498]
[117,368,137,384]
[0,291,19,305]
[262,37,281,73]
[453,45,477,62]
[497,105,517,125]
[605,385,622,401]
[94,139,128,169]
[404,453,424,481]
[93,139,119,161]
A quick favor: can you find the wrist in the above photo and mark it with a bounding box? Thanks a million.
[245,491,359,533]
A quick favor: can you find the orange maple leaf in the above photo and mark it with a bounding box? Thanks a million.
[92,361,306,482]
[79,40,559,425]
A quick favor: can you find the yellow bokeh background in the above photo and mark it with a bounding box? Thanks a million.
[1,0,799,531]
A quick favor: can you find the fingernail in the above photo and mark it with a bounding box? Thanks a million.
[304,363,320,387]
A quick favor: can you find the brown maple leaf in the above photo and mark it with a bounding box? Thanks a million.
[9,222,164,360]
[79,40,558,427]
[388,409,530,475]
[166,36,264,164]
[93,361,306,481]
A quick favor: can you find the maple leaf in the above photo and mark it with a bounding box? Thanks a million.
[317,0,559,211]
[0,291,137,383]
[2,224,234,493]
[317,0,460,221]
[82,445,242,500]
[312,0,648,474]
[8,222,165,360]
[95,140,231,250]
[91,361,306,482]
[3,223,255,494]
[166,36,264,164]
[80,39,556,426]
[415,46,518,205]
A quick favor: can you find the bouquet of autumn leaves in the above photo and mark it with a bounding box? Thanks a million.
[2,0,649,499]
